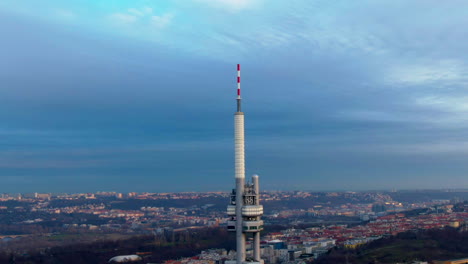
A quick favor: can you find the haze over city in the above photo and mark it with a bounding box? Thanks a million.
[1,0,468,193]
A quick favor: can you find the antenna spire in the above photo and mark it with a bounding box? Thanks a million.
[237,64,241,112]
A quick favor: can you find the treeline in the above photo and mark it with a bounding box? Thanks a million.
[316,227,468,264]
[0,201,32,209]
[0,224,58,236]
[387,191,468,203]
[108,195,382,213]
[0,227,235,264]
[109,197,227,211]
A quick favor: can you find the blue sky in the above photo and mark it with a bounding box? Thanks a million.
[1,0,468,193]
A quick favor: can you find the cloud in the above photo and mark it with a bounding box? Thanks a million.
[0,158,109,169]
[109,13,138,24]
[195,0,262,12]
[336,110,411,123]
[403,141,468,154]
[416,96,468,112]
[150,13,174,29]
[54,9,76,20]
[108,7,173,29]
[363,141,468,155]
[128,7,153,17]
[4,0,468,191]
[387,60,467,85]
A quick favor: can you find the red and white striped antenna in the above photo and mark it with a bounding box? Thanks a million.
[237,64,241,98]
[237,64,241,112]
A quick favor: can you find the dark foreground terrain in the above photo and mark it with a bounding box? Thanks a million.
[0,227,235,264]
[316,227,468,264]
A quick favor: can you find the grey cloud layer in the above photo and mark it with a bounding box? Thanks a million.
[1,1,468,192]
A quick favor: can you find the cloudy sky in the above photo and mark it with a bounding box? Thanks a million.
[1,0,468,193]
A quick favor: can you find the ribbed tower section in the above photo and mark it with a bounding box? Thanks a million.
[227,64,264,264]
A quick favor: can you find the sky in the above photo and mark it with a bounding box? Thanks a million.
[1,0,468,193]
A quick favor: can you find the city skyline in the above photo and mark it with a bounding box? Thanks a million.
[2,1,468,192]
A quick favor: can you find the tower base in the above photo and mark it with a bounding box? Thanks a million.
[225,261,264,264]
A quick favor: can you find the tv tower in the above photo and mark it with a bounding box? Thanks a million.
[227,64,264,264]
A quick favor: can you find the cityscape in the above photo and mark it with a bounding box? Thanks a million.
[0,189,467,263]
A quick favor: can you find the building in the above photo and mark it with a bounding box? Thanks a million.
[434,258,468,264]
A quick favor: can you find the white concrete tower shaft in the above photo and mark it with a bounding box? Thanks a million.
[234,113,245,180]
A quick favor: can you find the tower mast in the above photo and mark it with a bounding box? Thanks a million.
[227,64,264,264]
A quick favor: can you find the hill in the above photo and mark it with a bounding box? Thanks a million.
[316,227,468,264]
